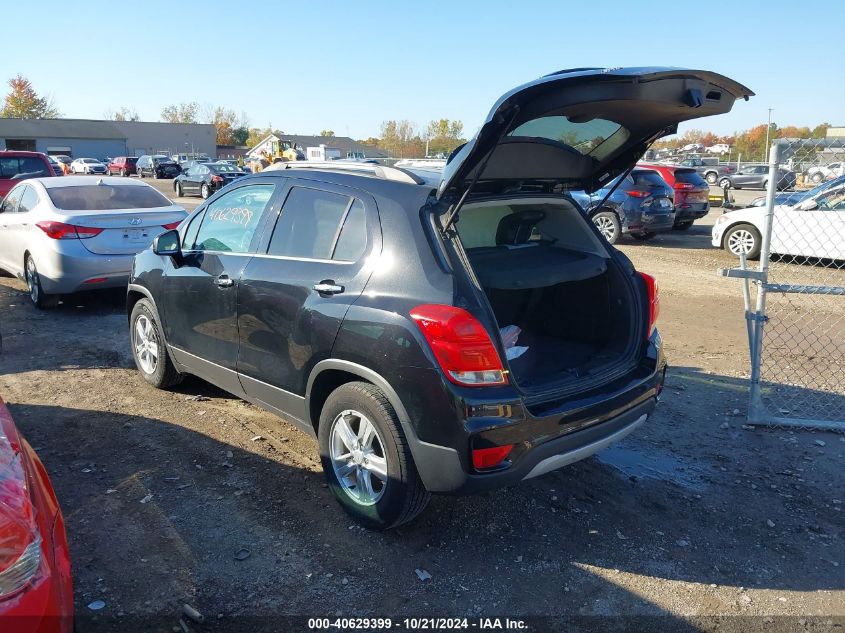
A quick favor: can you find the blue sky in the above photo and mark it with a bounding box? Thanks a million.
[3,1,843,140]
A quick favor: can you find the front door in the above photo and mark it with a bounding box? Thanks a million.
[236,181,379,423]
[0,185,24,273]
[161,181,280,395]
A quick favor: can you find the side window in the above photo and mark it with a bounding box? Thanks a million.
[182,209,205,249]
[190,184,275,253]
[17,186,38,213]
[267,187,356,260]
[332,199,367,261]
[1,186,23,213]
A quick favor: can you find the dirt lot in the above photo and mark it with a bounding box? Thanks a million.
[0,189,843,632]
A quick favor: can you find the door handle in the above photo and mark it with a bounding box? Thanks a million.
[215,275,234,288]
[313,281,344,296]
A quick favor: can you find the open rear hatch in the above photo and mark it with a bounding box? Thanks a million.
[439,67,752,397]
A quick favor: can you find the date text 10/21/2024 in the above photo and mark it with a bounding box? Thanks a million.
[307,618,528,630]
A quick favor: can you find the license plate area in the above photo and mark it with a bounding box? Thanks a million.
[123,228,149,240]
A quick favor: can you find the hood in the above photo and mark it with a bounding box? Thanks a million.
[438,67,753,199]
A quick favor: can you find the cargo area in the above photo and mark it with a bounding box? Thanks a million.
[456,198,637,391]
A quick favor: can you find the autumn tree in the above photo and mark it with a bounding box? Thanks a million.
[1,74,59,118]
[104,106,139,121]
[211,107,239,145]
[379,120,424,158]
[232,126,249,145]
[319,129,335,137]
[425,119,465,155]
[160,102,199,124]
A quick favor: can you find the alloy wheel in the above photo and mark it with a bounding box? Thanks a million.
[26,258,39,304]
[727,228,756,255]
[593,215,617,241]
[329,409,388,506]
[133,314,159,374]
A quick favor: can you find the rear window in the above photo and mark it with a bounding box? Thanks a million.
[673,169,707,186]
[508,116,630,160]
[0,156,50,179]
[630,170,667,187]
[46,184,172,210]
[126,157,138,164]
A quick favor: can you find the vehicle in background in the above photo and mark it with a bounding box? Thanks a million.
[0,396,74,630]
[47,156,65,177]
[0,176,187,308]
[677,156,735,184]
[69,158,107,175]
[713,182,845,259]
[395,158,447,169]
[171,153,212,165]
[0,150,57,197]
[681,143,704,153]
[136,155,181,179]
[107,156,138,177]
[805,162,844,184]
[346,151,366,160]
[718,164,795,191]
[571,168,676,244]
[306,144,342,161]
[638,163,709,230]
[173,162,247,199]
[747,174,845,207]
[125,67,751,528]
[50,155,73,175]
[705,144,730,154]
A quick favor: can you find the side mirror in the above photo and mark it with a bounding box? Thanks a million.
[153,229,181,256]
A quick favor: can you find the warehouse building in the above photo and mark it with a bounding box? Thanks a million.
[0,118,216,159]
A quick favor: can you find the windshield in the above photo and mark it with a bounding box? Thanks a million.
[0,156,51,179]
[673,169,707,186]
[508,116,630,160]
[81,158,99,164]
[153,157,173,164]
[47,184,173,210]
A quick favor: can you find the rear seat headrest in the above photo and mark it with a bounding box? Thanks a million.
[495,209,546,245]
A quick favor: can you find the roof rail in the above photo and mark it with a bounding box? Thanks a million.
[266,160,425,185]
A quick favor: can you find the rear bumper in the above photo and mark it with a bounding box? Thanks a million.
[674,203,709,222]
[33,241,134,294]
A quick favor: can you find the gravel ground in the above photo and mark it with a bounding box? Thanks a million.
[0,193,843,632]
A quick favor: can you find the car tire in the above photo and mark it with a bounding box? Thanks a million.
[201,183,210,199]
[175,182,183,197]
[705,172,718,184]
[318,382,430,530]
[723,223,761,260]
[591,209,621,244]
[631,232,657,241]
[673,221,694,231]
[138,169,144,178]
[718,178,732,189]
[130,298,184,389]
[25,255,58,309]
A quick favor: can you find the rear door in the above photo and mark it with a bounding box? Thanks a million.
[161,181,281,396]
[236,180,378,417]
[0,185,24,272]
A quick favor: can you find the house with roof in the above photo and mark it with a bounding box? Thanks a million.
[247,133,389,161]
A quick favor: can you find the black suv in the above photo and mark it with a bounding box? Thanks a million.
[136,155,181,179]
[127,68,751,529]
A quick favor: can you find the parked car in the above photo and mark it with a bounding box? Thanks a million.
[0,150,57,197]
[0,396,74,630]
[681,143,704,153]
[107,156,138,176]
[805,162,844,184]
[125,67,751,528]
[677,156,735,184]
[747,174,845,208]
[69,157,107,175]
[705,144,731,154]
[0,176,187,308]
[638,163,709,229]
[137,155,181,179]
[718,164,795,191]
[173,162,247,199]
[713,182,845,259]
[47,156,65,177]
[571,168,676,244]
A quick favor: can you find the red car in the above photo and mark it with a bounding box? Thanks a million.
[107,156,138,176]
[0,151,57,199]
[0,397,73,632]
[638,162,710,230]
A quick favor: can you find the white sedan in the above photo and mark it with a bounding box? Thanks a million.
[712,184,845,260]
[0,176,186,307]
[70,157,107,174]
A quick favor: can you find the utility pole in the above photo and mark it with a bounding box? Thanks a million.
[764,108,774,162]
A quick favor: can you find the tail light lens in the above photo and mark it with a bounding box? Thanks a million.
[674,182,694,190]
[625,190,648,198]
[472,445,514,470]
[410,304,507,386]
[0,402,41,599]
[36,221,103,240]
[639,272,660,337]
[162,221,181,230]
[211,175,223,183]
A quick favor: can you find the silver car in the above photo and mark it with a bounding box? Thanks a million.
[0,176,187,308]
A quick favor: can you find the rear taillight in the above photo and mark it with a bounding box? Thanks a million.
[410,304,507,386]
[625,190,648,198]
[211,175,223,183]
[674,182,694,190]
[162,221,181,230]
[0,401,41,599]
[639,272,660,337]
[472,444,514,470]
[36,221,103,240]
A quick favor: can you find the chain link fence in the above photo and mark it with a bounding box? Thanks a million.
[722,137,845,431]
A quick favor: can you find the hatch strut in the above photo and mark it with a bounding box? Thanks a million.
[441,107,520,234]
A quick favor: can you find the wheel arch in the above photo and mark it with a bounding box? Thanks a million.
[720,221,758,249]
[126,283,159,323]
